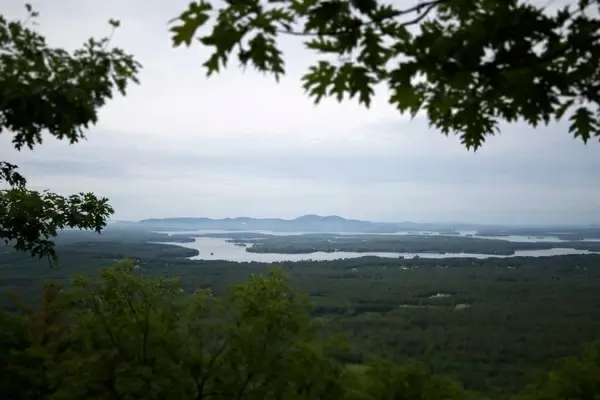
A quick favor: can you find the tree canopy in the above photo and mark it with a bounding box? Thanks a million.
[0,260,599,399]
[170,0,600,149]
[0,6,140,262]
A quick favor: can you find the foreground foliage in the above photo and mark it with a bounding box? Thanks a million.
[0,261,598,399]
[171,0,600,149]
[0,6,140,262]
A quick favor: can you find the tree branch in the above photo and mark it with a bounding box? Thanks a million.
[395,0,445,29]
[275,0,447,37]
[195,339,229,399]
[0,162,27,187]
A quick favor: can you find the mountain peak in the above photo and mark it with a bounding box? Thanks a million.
[293,214,345,222]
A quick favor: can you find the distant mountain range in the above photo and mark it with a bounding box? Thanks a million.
[116,214,489,233]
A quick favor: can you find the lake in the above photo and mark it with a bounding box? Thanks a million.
[157,230,600,262]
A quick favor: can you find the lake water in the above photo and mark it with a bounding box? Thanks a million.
[157,230,600,262]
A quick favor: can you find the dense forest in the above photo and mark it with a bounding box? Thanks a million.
[2,229,600,398]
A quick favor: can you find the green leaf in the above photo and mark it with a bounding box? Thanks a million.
[169,1,213,47]
[569,107,598,144]
[331,63,351,102]
[202,53,220,76]
[348,66,374,107]
[351,0,378,14]
[302,61,336,104]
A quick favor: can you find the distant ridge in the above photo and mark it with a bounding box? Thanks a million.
[131,214,481,233]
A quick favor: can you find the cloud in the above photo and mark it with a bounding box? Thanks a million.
[1,0,599,225]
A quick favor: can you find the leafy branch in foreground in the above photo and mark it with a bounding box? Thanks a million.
[170,0,600,149]
[0,5,141,263]
[0,186,114,262]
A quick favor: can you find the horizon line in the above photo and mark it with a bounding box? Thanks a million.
[107,215,600,229]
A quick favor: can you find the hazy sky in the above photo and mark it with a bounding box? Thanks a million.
[1,0,599,225]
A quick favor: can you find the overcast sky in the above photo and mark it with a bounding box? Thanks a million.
[1,0,599,225]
